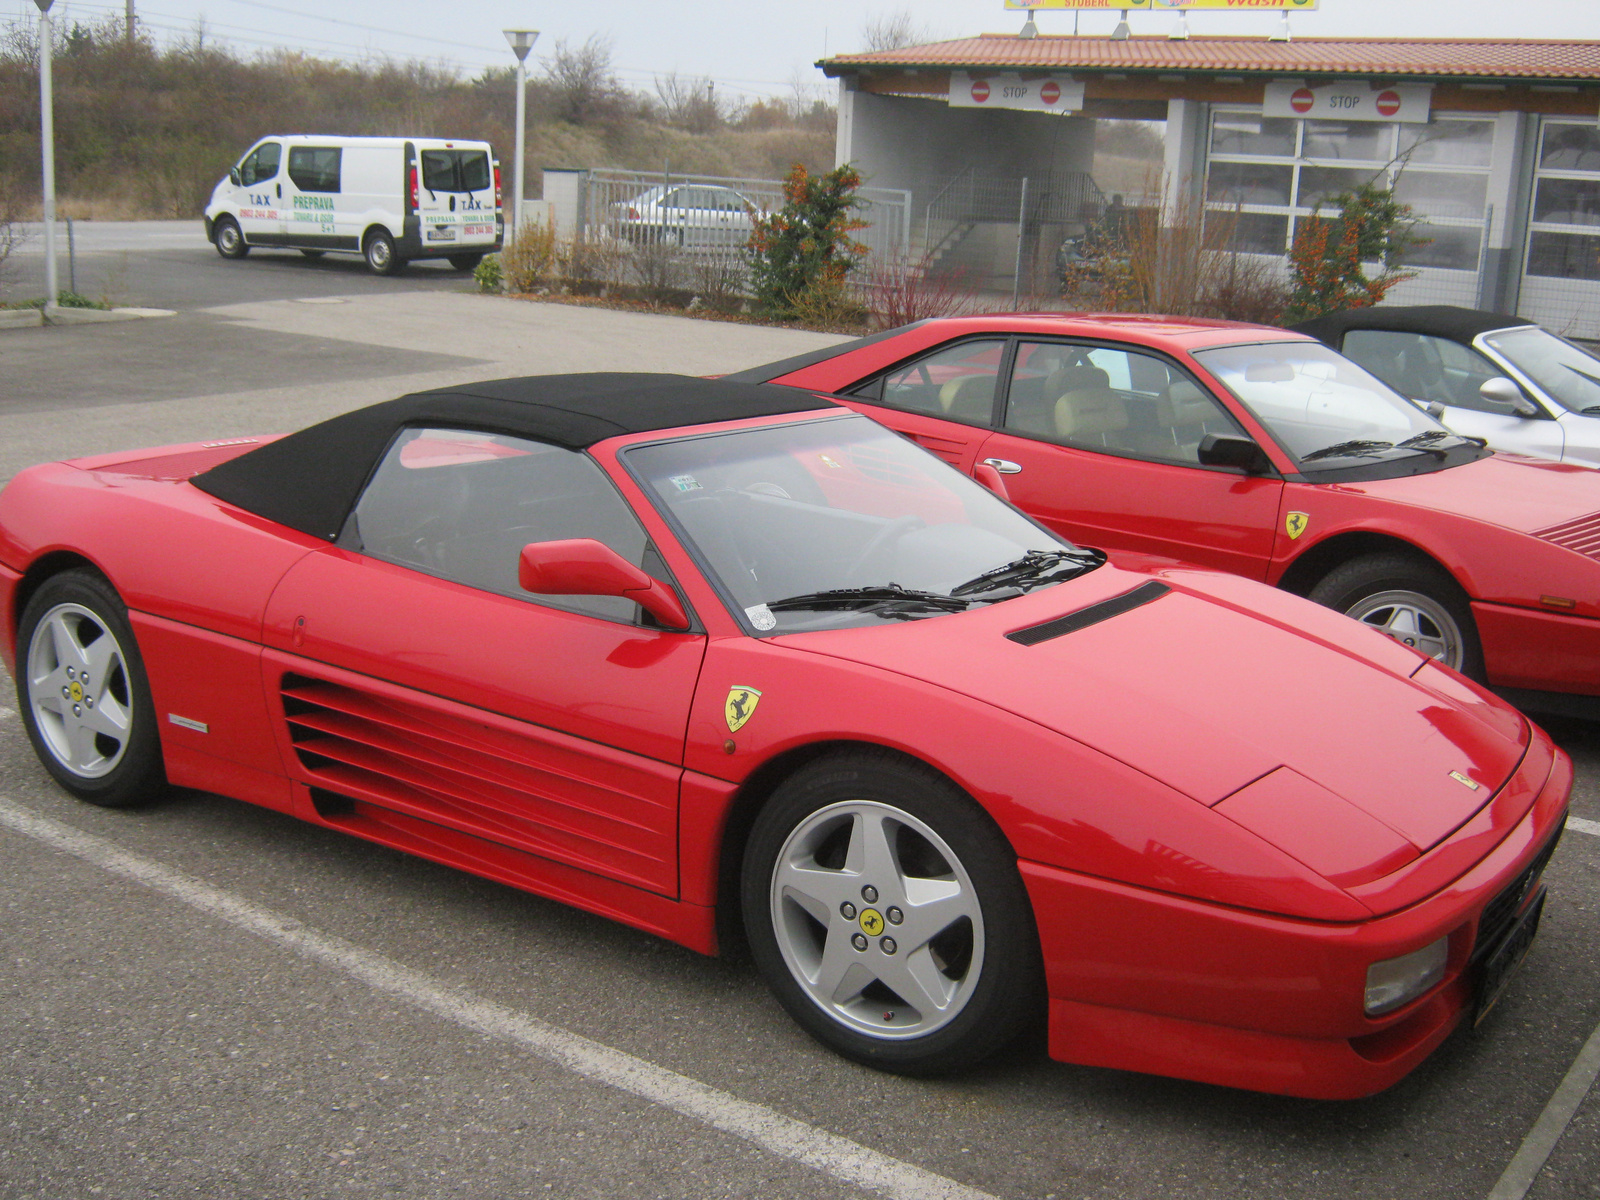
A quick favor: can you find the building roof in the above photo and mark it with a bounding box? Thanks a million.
[819,35,1600,83]
[192,374,838,541]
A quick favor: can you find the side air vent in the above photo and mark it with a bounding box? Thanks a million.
[1534,512,1600,561]
[1007,581,1171,646]
[278,673,675,894]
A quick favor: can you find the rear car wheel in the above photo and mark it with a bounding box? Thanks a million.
[741,751,1042,1075]
[16,570,165,807]
[1308,553,1485,680]
[363,229,405,276]
[213,217,248,259]
[447,252,484,272]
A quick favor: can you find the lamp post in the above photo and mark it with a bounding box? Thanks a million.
[503,29,539,253]
[34,0,58,317]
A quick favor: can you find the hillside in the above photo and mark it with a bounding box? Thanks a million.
[0,19,836,221]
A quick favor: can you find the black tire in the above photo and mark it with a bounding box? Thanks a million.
[447,252,484,272]
[741,750,1043,1076]
[213,217,248,259]
[299,249,326,260]
[1308,552,1485,681]
[363,229,405,276]
[14,570,165,808]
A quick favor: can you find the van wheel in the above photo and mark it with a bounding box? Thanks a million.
[447,252,484,272]
[363,230,405,276]
[214,217,248,259]
[299,249,326,260]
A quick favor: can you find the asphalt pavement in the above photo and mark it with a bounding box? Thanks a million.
[0,224,1598,1200]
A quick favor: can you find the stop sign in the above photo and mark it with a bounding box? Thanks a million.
[971,79,990,103]
[1290,87,1315,114]
[1376,90,1402,117]
[1040,80,1061,106]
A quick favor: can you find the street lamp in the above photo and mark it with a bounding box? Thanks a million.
[34,0,58,317]
[503,29,539,252]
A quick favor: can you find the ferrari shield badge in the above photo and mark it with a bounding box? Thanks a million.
[1285,511,1310,540]
[725,686,762,733]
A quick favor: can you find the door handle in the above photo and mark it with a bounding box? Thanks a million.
[276,183,281,199]
[982,458,1022,474]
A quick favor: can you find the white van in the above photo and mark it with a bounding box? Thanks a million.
[204,135,502,275]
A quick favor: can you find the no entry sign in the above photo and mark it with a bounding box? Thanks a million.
[1263,80,1433,123]
[949,72,1085,112]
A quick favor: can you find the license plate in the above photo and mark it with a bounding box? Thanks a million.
[1474,887,1545,1025]
[426,226,457,242]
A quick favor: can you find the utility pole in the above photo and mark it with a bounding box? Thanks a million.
[126,0,136,42]
[34,0,58,317]
[502,30,539,256]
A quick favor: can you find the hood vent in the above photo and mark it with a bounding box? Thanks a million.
[1007,581,1170,646]
[1534,512,1600,561]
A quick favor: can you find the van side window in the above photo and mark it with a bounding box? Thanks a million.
[238,142,280,187]
[287,147,342,193]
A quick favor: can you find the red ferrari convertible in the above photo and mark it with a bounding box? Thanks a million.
[0,373,1569,1098]
[735,314,1600,719]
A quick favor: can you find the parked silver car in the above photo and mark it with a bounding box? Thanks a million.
[1293,305,1600,466]
[611,184,761,249]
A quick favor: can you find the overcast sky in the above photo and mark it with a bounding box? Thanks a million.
[9,1,1600,103]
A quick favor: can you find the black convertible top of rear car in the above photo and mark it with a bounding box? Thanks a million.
[1291,305,1530,346]
[191,372,838,541]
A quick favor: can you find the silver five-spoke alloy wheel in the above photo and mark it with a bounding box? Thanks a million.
[769,799,984,1040]
[1343,588,1463,669]
[26,601,134,779]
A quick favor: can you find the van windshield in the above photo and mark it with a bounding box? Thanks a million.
[420,149,491,194]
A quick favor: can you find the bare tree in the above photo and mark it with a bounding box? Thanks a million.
[861,10,932,51]
[654,72,724,135]
[541,34,628,126]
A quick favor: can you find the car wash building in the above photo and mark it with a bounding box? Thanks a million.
[820,32,1600,337]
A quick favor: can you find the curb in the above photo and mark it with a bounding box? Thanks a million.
[0,306,176,330]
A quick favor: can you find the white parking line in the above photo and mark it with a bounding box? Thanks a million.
[1488,1018,1600,1200]
[1567,815,1600,838]
[0,798,997,1200]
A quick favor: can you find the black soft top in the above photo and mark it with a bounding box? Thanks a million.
[191,372,838,541]
[1290,305,1531,347]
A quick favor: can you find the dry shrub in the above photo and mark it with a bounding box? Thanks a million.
[628,236,690,307]
[500,220,560,292]
[861,253,982,330]
[688,254,748,314]
[1065,173,1290,324]
[559,237,626,295]
[787,274,869,331]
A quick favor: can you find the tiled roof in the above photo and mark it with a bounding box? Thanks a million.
[819,35,1600,82]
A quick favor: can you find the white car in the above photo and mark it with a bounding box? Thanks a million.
[1293,305,1600,466]
[611,184,760,249]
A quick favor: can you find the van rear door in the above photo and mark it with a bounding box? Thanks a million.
[417,146,499,251]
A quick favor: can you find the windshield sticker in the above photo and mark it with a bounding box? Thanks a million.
[1285,512,1310,539]
[744,604,777,631]
[670,474,703,493]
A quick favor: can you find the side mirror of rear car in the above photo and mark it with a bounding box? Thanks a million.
[1197,434,1274,475]
[519,539,691,631]
[229,167,241,186]
[973,462,1010,500]
[1479,377,1540,418]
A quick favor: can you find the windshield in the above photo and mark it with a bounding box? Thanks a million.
[1193,340,1467,472]
[626,415,1100,633]
[1482,326,1600,415]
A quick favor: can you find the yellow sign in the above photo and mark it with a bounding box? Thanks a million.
[859,909,885,936]
[1006,1,1317,9]
[724,686,762,733]
[1285,512,1310,540]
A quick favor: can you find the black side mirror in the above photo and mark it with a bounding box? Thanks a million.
[1198,433,1273,474]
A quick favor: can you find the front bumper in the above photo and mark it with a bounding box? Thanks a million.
[1022,736,1571,1098]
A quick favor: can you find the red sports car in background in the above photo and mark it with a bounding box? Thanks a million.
[735,314,1600,719]
[0,373,1569,1098]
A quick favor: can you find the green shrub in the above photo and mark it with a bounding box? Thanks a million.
[748,163,868,320]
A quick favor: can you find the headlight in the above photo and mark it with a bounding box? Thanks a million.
[1365,938,1448,1016]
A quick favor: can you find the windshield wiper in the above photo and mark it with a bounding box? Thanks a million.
[1396,429,1483,457]
[1299,438,1395,463]
[765,584,971,618]
[950,548,1106,597]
